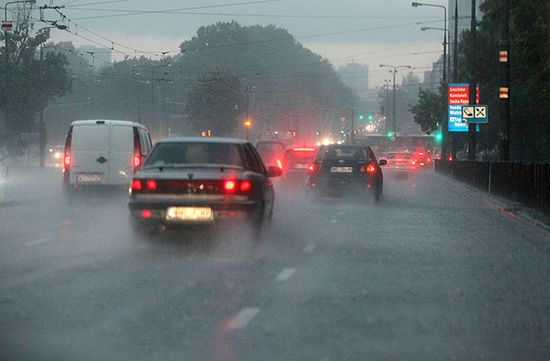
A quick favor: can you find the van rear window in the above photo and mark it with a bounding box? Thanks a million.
[71,125,108,151]
[111,125,133,152]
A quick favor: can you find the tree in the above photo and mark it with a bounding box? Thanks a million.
[0,6,70,142]
[185,67,245,136]
[410,86,445,134]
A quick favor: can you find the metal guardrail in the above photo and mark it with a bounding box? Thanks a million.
[435,160,550,214]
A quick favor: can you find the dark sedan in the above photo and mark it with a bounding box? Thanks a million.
[128,137,281,232]
[306,144,385,202]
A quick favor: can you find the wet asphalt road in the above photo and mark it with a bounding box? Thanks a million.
[0,166,549,361]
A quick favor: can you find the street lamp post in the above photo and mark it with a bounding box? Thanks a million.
[379,64,412,135]
[421,26,450,82]
[412,1,449,159]
[383,79,391,134]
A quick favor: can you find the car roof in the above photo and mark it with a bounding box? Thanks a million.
[156,137,248,145]
[70,119,146,128]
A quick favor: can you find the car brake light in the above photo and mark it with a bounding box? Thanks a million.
[133,154,141,169]
[240,180,252,192]
[146,179,157,191]
[427,157,432,163]
[412,159,418,166]
[366,164,376,174]
[141,209,152,218]
[276,159,283,169]
[292,147,316,152]
[224,180,236,192]
[131,179,142,191]
[307,163,317,173]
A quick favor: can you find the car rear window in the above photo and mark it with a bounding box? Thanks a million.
[386,153,412,159]
[145,142,244,167]
[256,142,285,160]
[319,146,370,161]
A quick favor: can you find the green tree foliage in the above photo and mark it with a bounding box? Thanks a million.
[410,85,445,134]
[178,21,357,137]
[185,68,245,136]
[0,6,70,137]
[457,0,550,161]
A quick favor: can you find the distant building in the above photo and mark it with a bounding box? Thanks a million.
[423,57,443,90]
[77,46,112,69]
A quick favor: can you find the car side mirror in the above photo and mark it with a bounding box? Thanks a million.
[379,159,387,166]
[267,166,283,177]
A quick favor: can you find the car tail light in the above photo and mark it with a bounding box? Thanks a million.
[412,159,418,166]
[224,180,236,192]
[276,159,283,169]
[307,163,317,173]
[141,209,153,218]
[146,179,157,191]
[131,179,142,191]
[292,147,316,152]
[366,164,376,174]
[427,157,432,163]
[240,180,252,192]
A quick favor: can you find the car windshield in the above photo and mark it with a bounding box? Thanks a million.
[145,142,243,168]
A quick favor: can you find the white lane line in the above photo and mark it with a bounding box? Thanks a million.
[329,218,339,224]
[275,268,295,282]
[26,238,53,246]
[303,243,316,254]
[226,308,259,330]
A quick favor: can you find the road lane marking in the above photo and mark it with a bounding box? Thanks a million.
[275,268,295,282]
[226,308,259,330]
[26,238,53,246]
[303,243,316,253]
[329,219,339,224]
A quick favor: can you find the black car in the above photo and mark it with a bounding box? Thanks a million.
[128,137,282,232]
[305,144,385,201]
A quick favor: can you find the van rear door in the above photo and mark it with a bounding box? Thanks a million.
[108,123,134,185]
[70,122,110,185]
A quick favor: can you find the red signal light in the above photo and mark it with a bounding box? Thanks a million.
[240,180,252,192]
[131,179,142,191]
[146,179,157,191]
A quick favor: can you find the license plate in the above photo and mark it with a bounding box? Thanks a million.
[76,173,102,183]
[330,166,353,173]
[166,207,213,222]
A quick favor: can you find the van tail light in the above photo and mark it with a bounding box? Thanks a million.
[307,163,317,174]
[133,127,142,170]
[64,126,73,171]
[131,179,142,191]
[133,154,142,169]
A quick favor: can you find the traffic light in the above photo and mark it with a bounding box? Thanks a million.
[367,113,374,121]
[243,118,253,128]
[358,114,364,121]
[434,130,442,142]
[387,130,393,138]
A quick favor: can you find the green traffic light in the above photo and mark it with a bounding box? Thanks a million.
[358,114,364,120]
[368,114,373,121]
[435,131,443,142]
[387,131,393,138]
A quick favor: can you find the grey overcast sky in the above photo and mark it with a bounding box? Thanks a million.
[6,0,450,86]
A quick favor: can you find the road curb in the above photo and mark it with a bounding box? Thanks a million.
[440,174,550,236]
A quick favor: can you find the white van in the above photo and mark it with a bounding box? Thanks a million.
[63,120,152,190]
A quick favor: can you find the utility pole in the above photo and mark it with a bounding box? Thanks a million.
[452,0,459,159]
[39,44,46,167]
[498,0,510,161]
[383,80,391,134]
[350,109,355,144]
[467,0,477,160]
